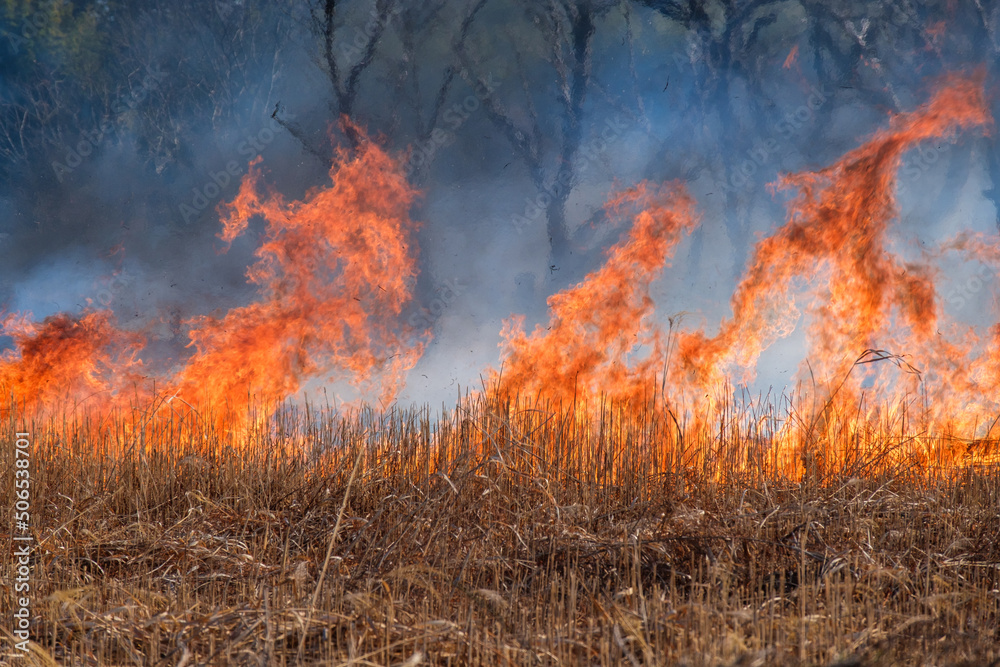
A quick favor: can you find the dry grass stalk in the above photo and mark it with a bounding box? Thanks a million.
[1,391,998,665]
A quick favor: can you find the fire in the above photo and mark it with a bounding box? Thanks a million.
[174,138,426,427]
[492,71,996,473]
[1,72,996,474]
[0,311,145,414]
[1,135,426,437]
[673,72,990,395]
[494,182,698,406]
[783,45,799,70]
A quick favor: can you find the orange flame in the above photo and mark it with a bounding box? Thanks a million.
[174,139,425,426]
[494,182,698,406]
[1,135,426,437]
[491,71,996,473]
[676,71,990,396]
[2,73,997,474]
[0,311,145,413]
[783,45,799,70]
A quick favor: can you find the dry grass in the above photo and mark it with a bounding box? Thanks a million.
[1,393,999,666]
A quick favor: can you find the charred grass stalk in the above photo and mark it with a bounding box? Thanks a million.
[1,391,998,665]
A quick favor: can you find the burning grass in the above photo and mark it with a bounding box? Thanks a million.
[2,70,999,665]
[2,393,999,666]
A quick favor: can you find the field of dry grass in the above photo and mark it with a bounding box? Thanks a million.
[2,394,999,666]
